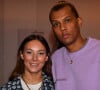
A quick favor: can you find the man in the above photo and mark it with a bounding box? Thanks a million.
[49,1,100,90]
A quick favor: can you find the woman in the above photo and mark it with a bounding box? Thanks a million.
[1,34,54,90]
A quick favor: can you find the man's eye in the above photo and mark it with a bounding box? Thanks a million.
[64,18,71,23]
[52,22,60,28]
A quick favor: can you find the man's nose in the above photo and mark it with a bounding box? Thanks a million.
[60,22,66,31]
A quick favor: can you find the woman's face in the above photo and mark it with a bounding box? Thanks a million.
[21,40,48,74]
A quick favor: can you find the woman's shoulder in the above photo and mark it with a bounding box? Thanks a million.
[42,73,55,89]
[1,76,23,90]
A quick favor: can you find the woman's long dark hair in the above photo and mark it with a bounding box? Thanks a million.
[9,34,52,81]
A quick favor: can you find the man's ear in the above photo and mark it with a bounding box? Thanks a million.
[77,17,82,27]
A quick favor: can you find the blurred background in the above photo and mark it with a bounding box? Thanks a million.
[0,0,100,86]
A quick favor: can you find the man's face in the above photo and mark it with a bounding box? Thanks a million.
[50,6,82,46]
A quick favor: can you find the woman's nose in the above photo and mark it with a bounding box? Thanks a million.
[32,54,37,61]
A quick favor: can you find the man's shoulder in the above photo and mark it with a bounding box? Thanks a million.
[89,37,100,42]
[89,37,100,46]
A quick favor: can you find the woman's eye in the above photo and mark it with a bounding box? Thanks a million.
[38,52,45,55]
[37,51,46,57]
[26,51,32,54]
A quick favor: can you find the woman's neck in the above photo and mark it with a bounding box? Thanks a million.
[22,72,43,84]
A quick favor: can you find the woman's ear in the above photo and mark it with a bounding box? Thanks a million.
[45,56,48,62]
[20,51,24,60]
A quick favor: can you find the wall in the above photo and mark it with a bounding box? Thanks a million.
[75,0,100,39]
[3,0,37,85]
[0,0,4,85]
[0,0,100,85]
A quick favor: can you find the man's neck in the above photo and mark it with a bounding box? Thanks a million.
[67,38,87,52]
